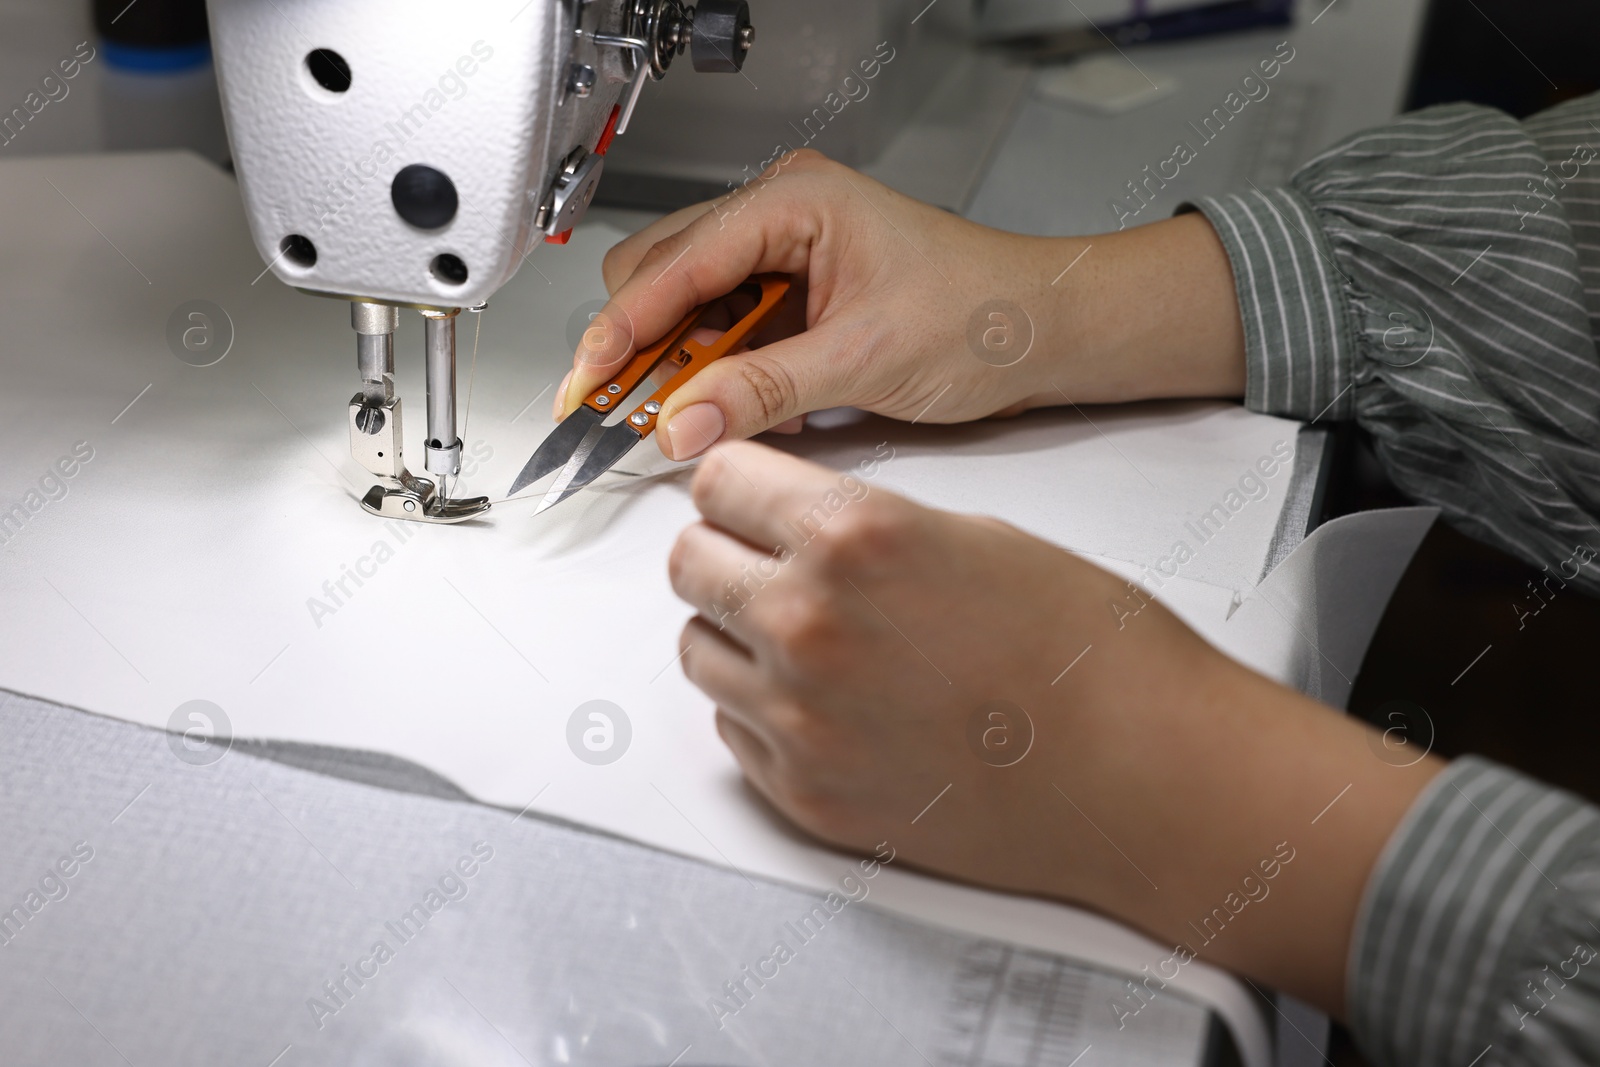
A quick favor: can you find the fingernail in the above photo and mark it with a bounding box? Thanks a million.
[663,403,725,460]
[552,369,573,419]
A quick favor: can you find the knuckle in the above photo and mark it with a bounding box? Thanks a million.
[813,498,905,573]
[775,704,843,763]
[689,451,726,511]
[680,641,711,690]
[736,357,798,424]
[677,621,698,668]
[776,777,853,839]
[715,708,761,762]
[637,234,691,280]
[764,589,840,668]
[785,148,830,172]
[600,243,631,288]
[666,528,697,595]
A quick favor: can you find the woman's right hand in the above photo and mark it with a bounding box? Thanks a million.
[556,150,1247,460]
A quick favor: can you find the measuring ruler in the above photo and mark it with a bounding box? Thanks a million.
[928,941,1212,1067]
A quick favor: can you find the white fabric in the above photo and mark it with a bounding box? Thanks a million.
[0,151,1390,1066]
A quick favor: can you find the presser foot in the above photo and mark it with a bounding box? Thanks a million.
[347,300,489,526]
[359,477,490,524]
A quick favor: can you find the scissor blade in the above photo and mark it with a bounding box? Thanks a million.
[507,407,604,497]
[533,428,605,513]
[533,423,644,515]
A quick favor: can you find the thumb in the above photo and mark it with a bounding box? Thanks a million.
[656,333,849,460]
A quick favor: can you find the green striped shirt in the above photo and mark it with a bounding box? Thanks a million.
[1191,93,1600,1067]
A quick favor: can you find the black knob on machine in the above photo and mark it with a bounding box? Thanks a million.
[689,0,754,74]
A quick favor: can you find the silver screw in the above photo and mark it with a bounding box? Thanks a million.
[630,411,649,426]
[738,25,756,52]
[595,395,610,406]
[354,406,385,435]
[403,499,416,512]
[608,383,622,393]
[643,400,661,414]
[567,63,596,98]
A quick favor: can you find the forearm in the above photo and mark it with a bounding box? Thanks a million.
[1015,212,1247,407]
[1054,644,1442,1017]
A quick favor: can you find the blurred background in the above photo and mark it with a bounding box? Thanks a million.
[0,0,227,162]
[8,0,1600,164]
[1406,0,1600,115]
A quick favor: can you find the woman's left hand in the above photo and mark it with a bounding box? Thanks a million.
[667,440,1443,1018]
[667,439,1217,901]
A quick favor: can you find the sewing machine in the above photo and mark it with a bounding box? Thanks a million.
[206,0,755,523]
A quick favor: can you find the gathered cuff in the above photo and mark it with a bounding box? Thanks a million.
[1348,756,1600,1067]
[1184,189,1357,423]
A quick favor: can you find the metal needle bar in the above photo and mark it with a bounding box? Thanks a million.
[421,308,464,488]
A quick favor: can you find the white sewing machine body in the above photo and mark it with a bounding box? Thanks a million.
[207,0,634,309]
[204,0,754,521]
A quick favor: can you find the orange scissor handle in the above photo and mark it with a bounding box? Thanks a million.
[579,275,791,436]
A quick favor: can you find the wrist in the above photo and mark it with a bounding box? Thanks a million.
[1024,214,1247,406]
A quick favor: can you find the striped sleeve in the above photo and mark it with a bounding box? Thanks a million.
[1185,94,1600,593]
[1348,757,1600,1067]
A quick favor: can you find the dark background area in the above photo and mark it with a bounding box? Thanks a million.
[1405,0,1600,116]
[1329,2,1600,1064]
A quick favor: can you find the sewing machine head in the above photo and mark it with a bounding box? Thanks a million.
[206,0,755,522]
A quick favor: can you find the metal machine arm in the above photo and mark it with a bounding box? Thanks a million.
[206,0,754,521]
